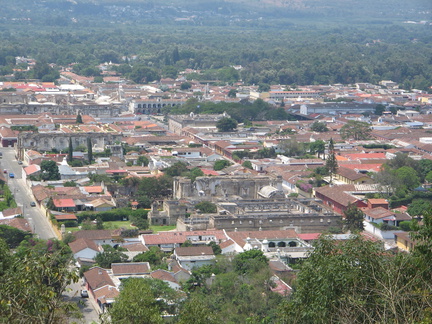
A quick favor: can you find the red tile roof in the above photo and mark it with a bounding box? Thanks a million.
[69,238,99,254]
[54,214,78,221]
[53,198,75,208]
[111,262,151,276]
[84,267,115,290]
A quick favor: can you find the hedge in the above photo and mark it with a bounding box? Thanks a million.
[76,208,148,224]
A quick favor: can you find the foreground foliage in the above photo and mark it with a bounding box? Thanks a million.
[278,235,432,324]
[0,238,78,324]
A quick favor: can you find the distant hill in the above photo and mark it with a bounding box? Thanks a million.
[3,0,431,24]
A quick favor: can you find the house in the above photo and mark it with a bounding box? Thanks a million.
[88,198,116,212]
[0,217,32,233]
[111,262,151,280]
[335,166,372,185]
[226,229,311,260]
[83,267,119,312]
[362,207,411,240]
[367,199,389,209]
[52,198,76,212]
[394,232,416,252]
[69,238,100,264]
[0,207,23,219]
[173,246,216,270]
[74,229,122,247]
[313,185,366,214]
[0,127,18,147]
[140,230,227,251]
[23,164,41,179]
[150,269,181,290]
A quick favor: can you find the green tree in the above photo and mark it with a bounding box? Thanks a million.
[233,249,268,274]
[63,181,77,187]
[216,117,237,132]
[343,203,364,232]
[40,160,60,180]
[133,246,165,268]
[0,225,32,248]
[208,241,221,255]
[95,245,128,268]
[407,199,432,217]
[68,137,73,163]
[195,201,217,213]
[279,138,307,157]
[310,121,329,132]
[137,155,149,166]
[178,293,219,324]
[340,120,371,140]
[180,82,192,90]
[0,238,78,323]
[242,160,253,169]
[374,104,386,115]
[325,138,338,184]
[228,89,237,98]
[309,140,326,158]
[395,166,420,190]
[213,160,231,171]
[279,235,432,324]
[108,278,163,324]
[76,113,83,124]
[163,161,189,177]
[87,137,93,163]
[95,216,104,230]
[129,214,149,230]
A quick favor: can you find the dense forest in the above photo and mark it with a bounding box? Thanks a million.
[0,0,430,90]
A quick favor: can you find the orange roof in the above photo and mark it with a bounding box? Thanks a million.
[84,186,103,194]
[53,198,75,208]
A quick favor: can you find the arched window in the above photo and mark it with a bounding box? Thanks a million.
[277,242,286,247]
[288,241,297,247]
[268,242,276,248]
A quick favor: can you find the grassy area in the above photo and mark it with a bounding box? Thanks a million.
[150,225,176,233]
[63,220,136,233]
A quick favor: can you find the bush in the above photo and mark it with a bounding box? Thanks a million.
[76,208,148,224]
[63,220,78,228]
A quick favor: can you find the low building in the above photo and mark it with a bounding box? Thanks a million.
[173,246,215,270]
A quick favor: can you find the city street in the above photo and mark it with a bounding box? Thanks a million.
[0,146,101,322]
[63,279,101,323]
[0,147,57,240]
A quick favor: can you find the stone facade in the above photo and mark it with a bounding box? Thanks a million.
[16,132,123,160]
[130,98,185,115]
[0,94,126,117]
[173,175,284,200]
[167,113,229,135]
[209,199,340,233]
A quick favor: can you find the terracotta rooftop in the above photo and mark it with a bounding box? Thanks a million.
[175,246,214,256]
[150,269,177,283]
[142,230,227,246]
[69,238,99,254]
[111,262,151,276]
[83,267,115,290]
[0,217,32,232]
[226,229,299,248]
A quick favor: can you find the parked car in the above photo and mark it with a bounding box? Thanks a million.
[30,202,36,207]
[80,290,89,298]
[9,173,14,178]
[18,161,23,165]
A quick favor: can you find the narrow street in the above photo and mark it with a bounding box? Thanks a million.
[0,146,57,240]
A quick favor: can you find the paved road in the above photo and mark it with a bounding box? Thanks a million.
[64,279,101,324]
[0,147,57,239]
[1,147,101,322]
